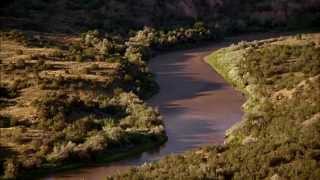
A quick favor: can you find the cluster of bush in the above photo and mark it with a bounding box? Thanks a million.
[63,30,126,62]
[122,22,217,97]
[0,30,28,44]
[0,84,17,99]
[73,22,216,64]
[239,44,320,91]
[2,59,45,73]
[0,83,18,110]
[38,74,115,91]
[0,91,165,178]
[125,22,217,61]
[72,22,215,98]
[0,115,14,128]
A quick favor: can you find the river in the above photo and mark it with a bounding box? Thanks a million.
[46,33,287,180]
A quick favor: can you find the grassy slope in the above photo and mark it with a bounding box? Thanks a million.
[109,33,320,179]
[0,31,166,179]
[0,23,216,178]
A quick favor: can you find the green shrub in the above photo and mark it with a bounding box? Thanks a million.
[3,159,19,179]
[15,59,26,69]
[0,85,17,98]
[47,141,76,163]
[0,30,27,44]
[0,115,14,128]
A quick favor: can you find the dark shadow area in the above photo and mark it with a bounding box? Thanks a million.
[0,146,17,176]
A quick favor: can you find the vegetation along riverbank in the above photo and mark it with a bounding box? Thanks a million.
[0,22,219,179]
[108,33,320,179]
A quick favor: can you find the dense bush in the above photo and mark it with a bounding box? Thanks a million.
[239,44,320,91]
[3,159,19,179]
[126,22,216,53]
[79,30,126,58]
[0,84,17,99]
[0,91,165,178]
[0,115,14,128]
[0,30,27,44]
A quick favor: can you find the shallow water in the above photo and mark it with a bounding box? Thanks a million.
[46,33,288,180]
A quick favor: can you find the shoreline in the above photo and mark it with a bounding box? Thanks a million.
[19,136,167,179]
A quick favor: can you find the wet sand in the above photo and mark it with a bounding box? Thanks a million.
[46,33,289,180]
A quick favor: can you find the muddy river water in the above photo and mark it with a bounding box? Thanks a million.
[46,33,287,180]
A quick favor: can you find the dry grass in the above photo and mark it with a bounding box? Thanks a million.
[0,30,166,179]
[0,40,57,62]
[0,36,122,123]
[0,32,123,149]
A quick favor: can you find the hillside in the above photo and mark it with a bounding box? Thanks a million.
[1,0,320,34]
[0,30,167,178]
[108,33,320,179]
[0,22,218,178]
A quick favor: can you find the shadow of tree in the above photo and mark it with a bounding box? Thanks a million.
[0,145,17,175]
